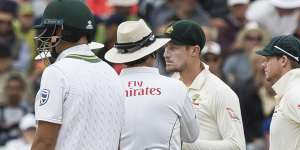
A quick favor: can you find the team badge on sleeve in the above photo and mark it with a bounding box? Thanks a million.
[40,89,50,106]
[226,107,240,121]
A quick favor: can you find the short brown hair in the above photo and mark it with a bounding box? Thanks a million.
[290,59,300,69]
[275,54,300,69]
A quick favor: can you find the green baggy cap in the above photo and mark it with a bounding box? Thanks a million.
[164,20,206,49]
[256,35,300,63]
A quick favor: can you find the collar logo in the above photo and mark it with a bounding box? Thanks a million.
[165,26,173,34]
[86,20,93,30]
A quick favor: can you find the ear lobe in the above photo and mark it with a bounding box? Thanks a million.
[280,55,289,67]
[191,46,201,57]
[51,36,59,43]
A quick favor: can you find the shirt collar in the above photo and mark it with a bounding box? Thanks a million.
[56,44,94,62]
[189,63,210,90]
[272,68,300,98]
[120,67,160,76]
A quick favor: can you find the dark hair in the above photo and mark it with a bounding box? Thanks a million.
[0,44,12,58]
[290,59,300,68]
[124,52,156,67]
[275,54,300,69]
[61,25,95,43]
[6,73,26,90]
[0,0,17,17]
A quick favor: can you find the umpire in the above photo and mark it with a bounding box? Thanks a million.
[105,19,199,150]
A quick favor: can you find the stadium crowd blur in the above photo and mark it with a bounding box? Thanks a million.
[0,0,299,149]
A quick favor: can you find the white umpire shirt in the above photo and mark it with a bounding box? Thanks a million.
[270,69,300,150]
[35,44,125,150]
[119,67,199,150]
[174,64,246,150]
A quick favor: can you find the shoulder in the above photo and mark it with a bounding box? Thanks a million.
[161,75,187,90]
[42,64,64,78]
[40,64,68,86]
[284,87,300,106]
[206,73,238,100]
[154,75,188,98]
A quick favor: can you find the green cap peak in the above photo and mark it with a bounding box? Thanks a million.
[256,35,300,63]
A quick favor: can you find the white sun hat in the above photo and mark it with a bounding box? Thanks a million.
[108,0,138,7]
[270,0,300,9]
[201,41,221,56]
[105,19,170,63]
[19,114,36,131]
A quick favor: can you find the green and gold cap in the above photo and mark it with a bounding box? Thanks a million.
[34,0,95,30]
[256,35,300,63]
[164,20,206,49]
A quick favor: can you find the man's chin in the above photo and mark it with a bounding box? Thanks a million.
[165,66,179,73]
[265,76,273,83]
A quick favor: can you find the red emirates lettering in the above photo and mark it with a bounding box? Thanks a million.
[125,81,161,97]
[125,88,161,97]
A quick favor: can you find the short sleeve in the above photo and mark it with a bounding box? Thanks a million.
[35,66,68,124]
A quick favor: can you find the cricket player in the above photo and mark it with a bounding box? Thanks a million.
[163,20,246,150]
[256,35,300,150]
[31,1,124,150]
[105,19,199,150]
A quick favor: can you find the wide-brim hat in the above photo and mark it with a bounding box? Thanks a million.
[105,19,170,63]
[270,0,300,9]
[201,41,221,56]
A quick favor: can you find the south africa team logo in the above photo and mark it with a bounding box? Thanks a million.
[40,89,50,106]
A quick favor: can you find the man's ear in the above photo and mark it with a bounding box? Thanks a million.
[51,27,63,43]
[280,55,290,68]
[190,45,201,57]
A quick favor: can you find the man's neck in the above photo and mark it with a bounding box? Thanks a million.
[180,61,204,87]
[271,67,292,85]
[56,39,87,54]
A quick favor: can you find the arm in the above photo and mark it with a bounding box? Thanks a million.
[32,66,67,149]
[183,90,246,150]
[31,121,61,150]
[203,90,245,150]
